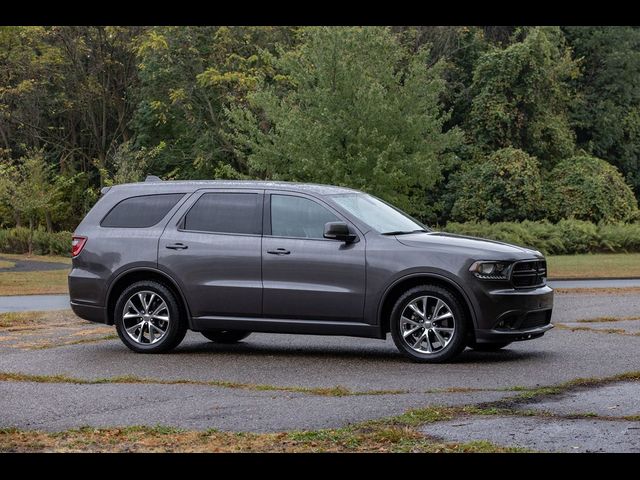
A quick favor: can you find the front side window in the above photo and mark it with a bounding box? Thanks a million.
[271,194,339,239]
[183,192,261,235]
[101,193,185,228]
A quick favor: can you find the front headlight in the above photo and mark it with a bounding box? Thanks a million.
[469,261,511,280]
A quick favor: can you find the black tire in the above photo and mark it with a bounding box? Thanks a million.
[114,280,187,353]
[390,285,468,363]
[200,330,251,344]
[468,341,511,352]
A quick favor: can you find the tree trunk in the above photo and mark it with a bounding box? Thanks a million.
[45,211,54,233]
[14,213,22,228]
[28,217,34,256]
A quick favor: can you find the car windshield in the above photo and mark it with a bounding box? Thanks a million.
[328,193,429,235]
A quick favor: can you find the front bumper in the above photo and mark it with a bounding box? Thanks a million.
[472,284,554,344]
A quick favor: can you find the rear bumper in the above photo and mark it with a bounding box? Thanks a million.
[70,301,109,325]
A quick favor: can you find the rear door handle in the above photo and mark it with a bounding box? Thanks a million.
[267,248,290,255]
[166,243,188,250]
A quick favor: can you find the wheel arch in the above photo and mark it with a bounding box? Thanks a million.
[377,273,477,336]
[106,267,191,327]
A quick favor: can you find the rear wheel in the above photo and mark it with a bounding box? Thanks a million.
[390,285,468,363]
[115,281,187,353]
[469,341,511,351]
[201,330,251,344]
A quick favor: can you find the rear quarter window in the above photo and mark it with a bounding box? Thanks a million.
[100,193,185,228]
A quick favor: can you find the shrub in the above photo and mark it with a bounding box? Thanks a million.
[450,148,544,223]
[0,228,72,256]
[545,155,638,223]
[443,220,640,255]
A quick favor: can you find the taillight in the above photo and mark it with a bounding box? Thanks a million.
[71,236,87,257]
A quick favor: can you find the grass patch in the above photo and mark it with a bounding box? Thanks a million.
[0,253,71,265]
[576,316,640,323]
[0,269,68,295]
[504,371,640,403]
[0,311,48,328]
[0,260,16,269]
[547,253,640,279]
[555,324,640,336]
[0,419,524,453]
[0,310,78,329]
[0,371,407,397]
[554,286,640,295]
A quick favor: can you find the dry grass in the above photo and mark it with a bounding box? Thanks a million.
[555,324,640,336]
[0,269,69,295]
[0,310,115,349]
[0,371,407,397]
[0,310,76,329]
[0,260,16,269]
[0,404,525,453]
[547,253,640,279]
[0,253,71,265]
[0,425,522,453]
[576,316,640,323]
[554,286,640,295]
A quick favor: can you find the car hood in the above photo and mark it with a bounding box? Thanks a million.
[395,231,543,259]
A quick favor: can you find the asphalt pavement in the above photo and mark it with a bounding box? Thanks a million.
[0,285,638,452]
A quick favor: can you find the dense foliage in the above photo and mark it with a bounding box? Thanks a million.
[444,220,640,255]
[545,155,638,223]
[450,148,543,222]
[1,26,640,237]
[226,27,461,218]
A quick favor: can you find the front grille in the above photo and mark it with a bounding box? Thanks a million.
[511,259,547,288]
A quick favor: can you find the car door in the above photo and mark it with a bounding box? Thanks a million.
[262,191,366,322]
[158,189,263,318]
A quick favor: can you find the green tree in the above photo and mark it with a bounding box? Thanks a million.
[226,26,462,219]
[545,155,638,223]
[468,27,579,167]
[564,26,640,197]
[131,26,297,180]
[0,149,59,253]
[450,148,544,222]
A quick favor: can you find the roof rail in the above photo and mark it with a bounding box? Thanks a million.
[145,175,163,182]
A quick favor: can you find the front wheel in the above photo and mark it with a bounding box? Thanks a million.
[201,330,251,344]
[114,281,187,353]
[390,285,468,363]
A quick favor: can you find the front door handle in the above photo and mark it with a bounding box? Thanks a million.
[166,243,188,250]
[267,248,291,255]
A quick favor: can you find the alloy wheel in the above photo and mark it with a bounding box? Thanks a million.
[399,295,456,354]
[122,290,170,345]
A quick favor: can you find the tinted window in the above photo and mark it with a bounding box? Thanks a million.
[184,193,261,234]
[271,195,339,239]
[101,194,184,228]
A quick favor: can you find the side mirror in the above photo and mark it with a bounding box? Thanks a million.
[324,222,357,243]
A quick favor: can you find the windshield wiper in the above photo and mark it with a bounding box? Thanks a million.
[381,229,430,236]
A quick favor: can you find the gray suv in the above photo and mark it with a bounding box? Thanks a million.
[69,179,553,362]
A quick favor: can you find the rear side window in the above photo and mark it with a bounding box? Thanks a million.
[183,193,261,235]
[101,194,185,228]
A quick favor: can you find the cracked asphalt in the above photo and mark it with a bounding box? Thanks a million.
[0,291,639,452]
